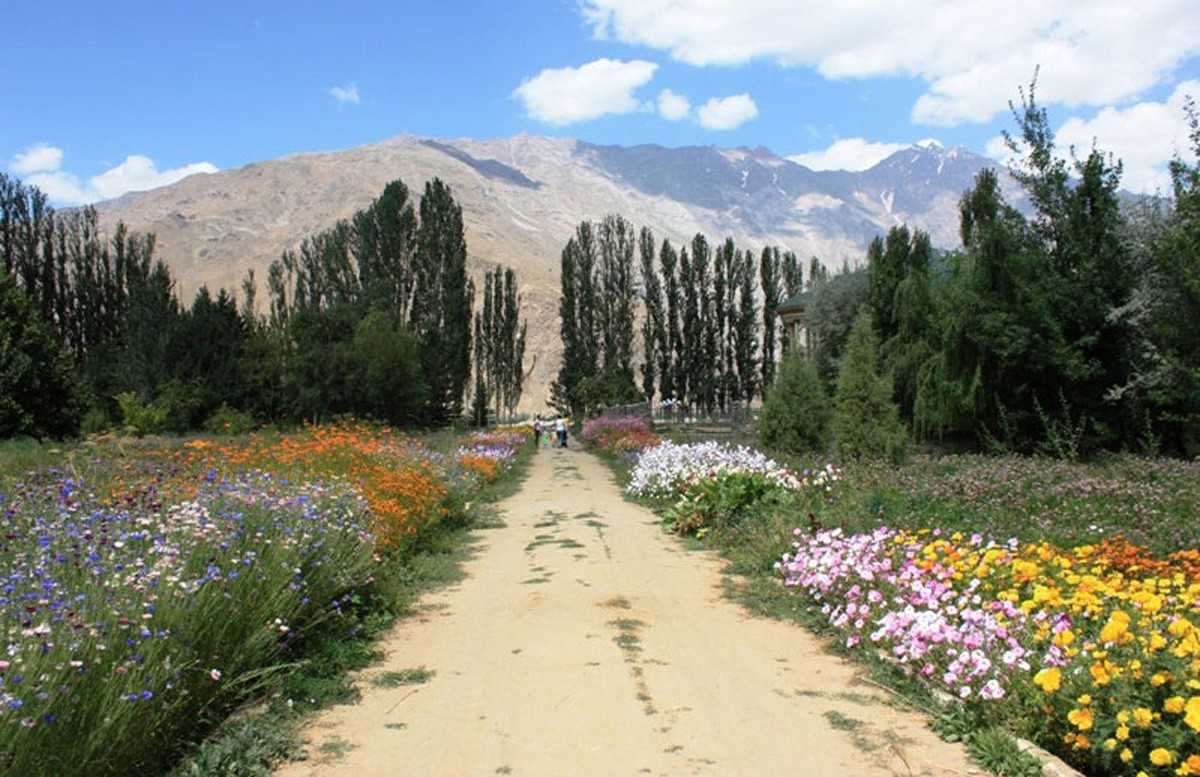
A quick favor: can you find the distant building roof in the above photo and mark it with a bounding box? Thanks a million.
[777,289,811,315]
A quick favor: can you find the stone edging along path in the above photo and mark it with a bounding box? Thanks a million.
[274,445,983,776]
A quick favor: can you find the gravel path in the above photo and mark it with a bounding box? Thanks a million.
[275,445,981,776]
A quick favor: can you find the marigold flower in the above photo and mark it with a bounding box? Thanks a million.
[1185,696,1200,732]
[1165,696,1186,714]
[1120,748,1133,763]
[1149,748,1174,766]
[1034,667,1062,694]
[1067,708,1094,730]
[1133,707,1154,728]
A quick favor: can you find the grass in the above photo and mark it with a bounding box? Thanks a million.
[371,667,436,688]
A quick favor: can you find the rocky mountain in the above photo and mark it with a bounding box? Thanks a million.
[94,134,1018,412]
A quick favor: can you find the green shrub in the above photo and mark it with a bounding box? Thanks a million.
[204,404,258,435]
[758,354,831,454]
[116,391,169,435]
[832,313,908,462]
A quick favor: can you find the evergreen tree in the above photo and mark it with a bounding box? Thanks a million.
[832,312,907,462]
[758,354,829,453]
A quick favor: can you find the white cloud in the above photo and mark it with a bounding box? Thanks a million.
[696,93,758,130]
[657,88,691,121]
[329,82,360,105]
[986,80,1200,194]
[789,138,914,171]
[10,143,64,174]
[90,156,218,201]
[7,144,218,205]
[513,58,658,125]
[580,0,1200,126]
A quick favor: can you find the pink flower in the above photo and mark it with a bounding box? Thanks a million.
[210,669,222,681]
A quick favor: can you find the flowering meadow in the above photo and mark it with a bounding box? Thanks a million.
[771,455,1200,777]
[0,422,526,776]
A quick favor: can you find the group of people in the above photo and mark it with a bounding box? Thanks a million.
[532,416,568,449]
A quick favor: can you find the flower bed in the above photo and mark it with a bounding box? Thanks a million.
[778,525,1200,776]
[579,416,661,456]
[626,440,804,498]
[0,422,517,775]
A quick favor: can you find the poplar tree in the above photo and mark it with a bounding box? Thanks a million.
[638,226,664,401]
[759,246,782,391]
[660,239,682,405]
[412,178,474,425]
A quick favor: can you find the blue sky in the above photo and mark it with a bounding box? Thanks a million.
[4,0,1199,205]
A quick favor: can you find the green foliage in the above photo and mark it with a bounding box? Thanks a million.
[473,265,526,423]
[663,470,788,538]
[553,217,642,416]
[115,390,169,436]
[805,267,869,390]
[204,404,258,436]
[832,313,908,462]
[0,269,81,437]
[757,354,830,454]
[413,178,473,425]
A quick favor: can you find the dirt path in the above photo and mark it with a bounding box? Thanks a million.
[275,445,981,776]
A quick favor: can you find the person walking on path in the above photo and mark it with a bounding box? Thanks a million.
[533,417,543,449]
[554,416,567,448]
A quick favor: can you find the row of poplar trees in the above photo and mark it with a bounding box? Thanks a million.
[0,173,526,436]
[552,213,812,417]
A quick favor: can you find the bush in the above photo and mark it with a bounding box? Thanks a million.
[204,403,257,435]
[758,354,831,454]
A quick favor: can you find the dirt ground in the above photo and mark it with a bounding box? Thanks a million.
[274,444,983,776]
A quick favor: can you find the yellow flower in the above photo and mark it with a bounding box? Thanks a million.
[1103,738,1117,751]
[1185,697,1200,732]
[1152,671,1175,686]
[1117,710,1131,724]
[1068,708,1095,730]
[1133,707,1155,728]
[1120,748,1133,763]
[1116,724,1130,741]
[1166,696,1186,714]
[1150,748,1174,766]
[1149,633,1168,651]
[1183,754,1200,775]
[1100,611,1132,644]
[1034,667,1062,694]
[1078,694,1092,705]
[1073,733,1091,751]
